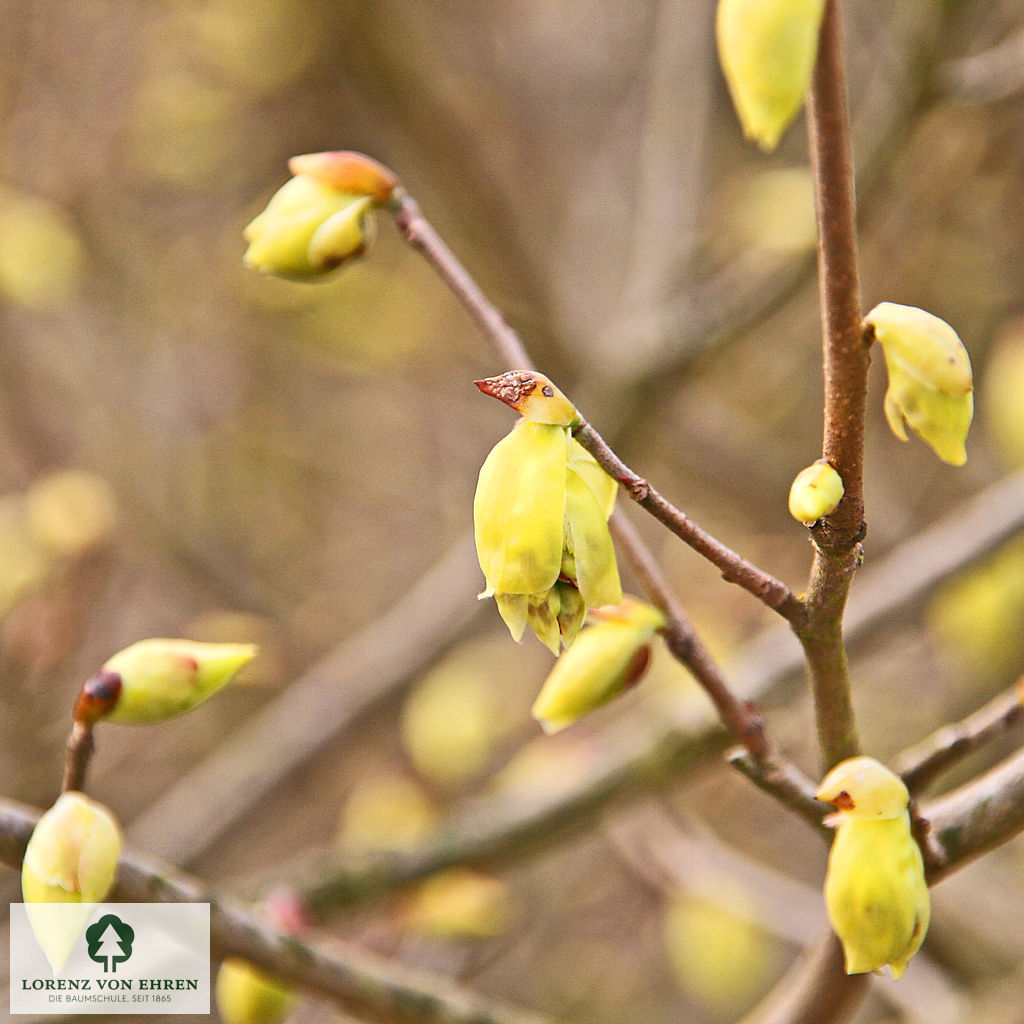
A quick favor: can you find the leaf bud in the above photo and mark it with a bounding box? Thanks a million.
[866,302,974,465]
[716,0,826,151]
[788,459,844,524]
[531,597,665,733]
[74,638,258,726]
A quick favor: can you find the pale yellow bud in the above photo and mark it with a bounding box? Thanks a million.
[866,302,974,465]
[788,460,844,524]
[215,958,295,1024]
[244,174,374,279]
[22,792,123,971]
[74,638,258,725]
[532,597,665,733]
[716,0,826,151]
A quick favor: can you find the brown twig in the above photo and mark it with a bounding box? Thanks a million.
[726,748,831,838]
[898,678,1024,793]
[389,189,787,762]
[62,720,94,794]
[0,798,559,1024]
[797,0,865,770]
[925,746,1024,882]
[577,423,804,625]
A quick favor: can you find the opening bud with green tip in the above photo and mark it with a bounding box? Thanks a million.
[788,459,844,524]
[716,0,826,152]
[244,151,398,280]
[22,792,123,971]
[215,958,296,1024]
[74,639,258,726]
[866,302,974,466]
[531,597,665,733]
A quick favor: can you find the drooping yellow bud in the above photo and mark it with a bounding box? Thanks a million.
[866,302,974,466]
[716,0,827,152]
[816,757,929,979]
[531,597,665,733]
[563,464,622,609]
[474,419,569,604]
[22,792,123,971]
[401,869,513,939]
[74,639,258,726]
[474,371,579,427]
[215,958,295,1024]
[788,459,844,524]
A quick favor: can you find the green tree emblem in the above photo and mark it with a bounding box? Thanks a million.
[86,914,134,973]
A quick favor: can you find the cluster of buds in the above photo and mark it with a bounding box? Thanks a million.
[243,151,399,279]
[473,372,621,653]
[21,792,123,970]
[866,302,974,466]
[531,598,665,733]
[73,638,258,726]
[716,0,827,151]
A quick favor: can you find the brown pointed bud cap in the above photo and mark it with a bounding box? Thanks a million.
[474,371,578,427]
[287,151,399,201]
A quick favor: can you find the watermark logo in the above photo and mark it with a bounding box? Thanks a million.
[10,903,209,1015]
[86,914,135,973]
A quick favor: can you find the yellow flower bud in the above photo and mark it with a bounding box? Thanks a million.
[74,638,258,725]
[474,420,569,603]
[816,757,930,979]
[244,174,375,279]
[215,958,295,1024]
[474,371,579,427]
[716,0,826,151]
[866,302,974,465]
[401,869,513,939]
[475,377,621,650]
[22,792,122,904]
[788,459,844,524]
[564,463,622,609]
[22,792,122,971]
[531,597,665,733]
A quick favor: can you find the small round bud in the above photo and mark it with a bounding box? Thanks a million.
[788,460,844,524]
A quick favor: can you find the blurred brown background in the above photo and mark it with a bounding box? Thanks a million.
[3,1,1024,1022]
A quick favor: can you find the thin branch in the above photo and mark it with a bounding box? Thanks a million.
[609,510,771,758]
[62,721,94,794]
[726,748,830,838]
[577,423,804,625]
[296,709,724,919]
[925,746,1024,883]
[898,677,1024,793]
[0,799,560,1024]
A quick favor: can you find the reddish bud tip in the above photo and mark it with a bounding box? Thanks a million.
[73,669,122,725]
[287,151,399,201]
